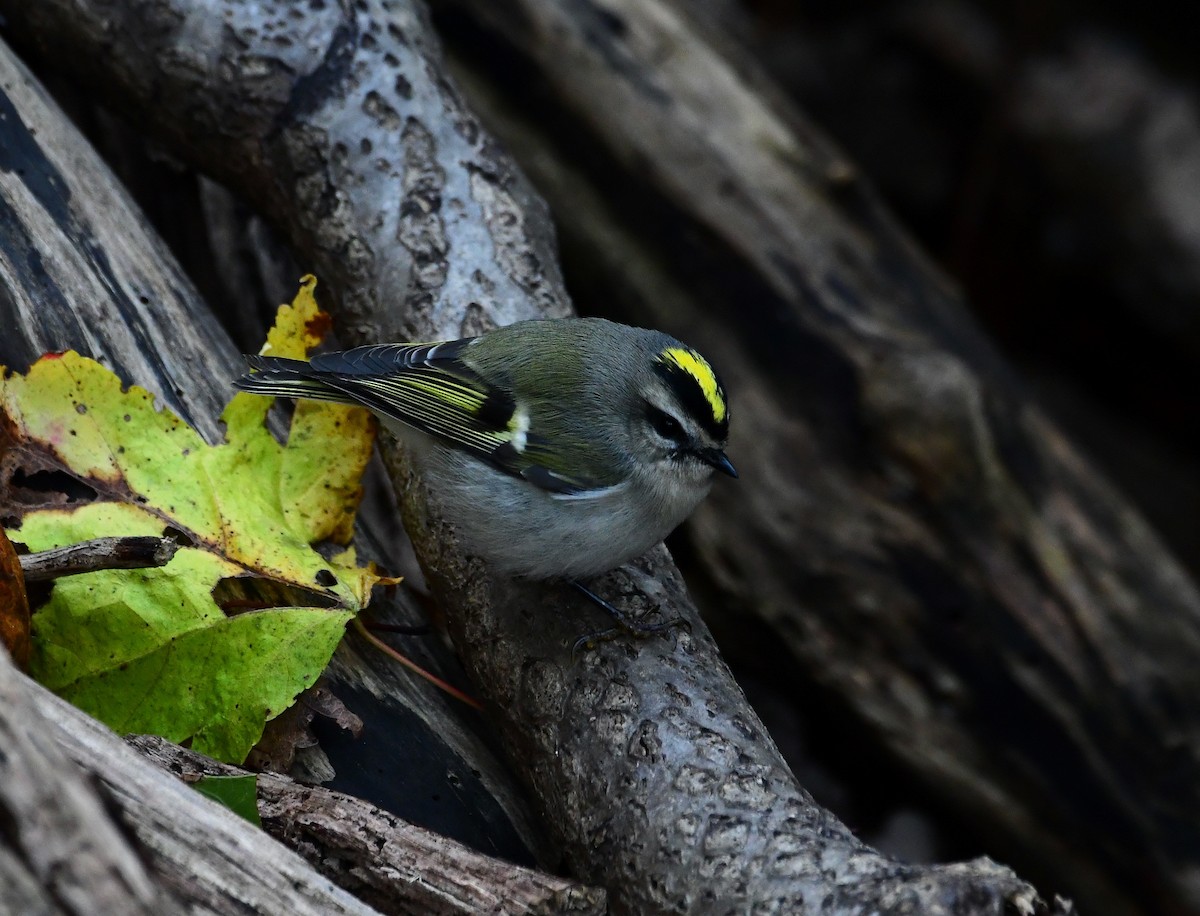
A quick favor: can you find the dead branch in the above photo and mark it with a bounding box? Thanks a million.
[0,2,1085,912]
[18,536,179,581]
[1,648,378,915]
[128,734,605,916]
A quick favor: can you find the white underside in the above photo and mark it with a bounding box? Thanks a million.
[396,426,712,580]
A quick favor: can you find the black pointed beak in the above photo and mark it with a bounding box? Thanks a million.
[702,449,738,478]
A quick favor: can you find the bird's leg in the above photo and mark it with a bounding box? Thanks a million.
[568,579,689,655]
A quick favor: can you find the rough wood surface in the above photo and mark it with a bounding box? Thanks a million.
[430,3,1200,916]
[708,2,1200,572]
[0,650,167,916]
[0,2,1072,912]
[0,0,1084,912]
[129,734,605,916]
[0,649,383,916]
[0,29,542,869]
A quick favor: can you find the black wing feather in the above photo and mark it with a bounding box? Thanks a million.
[236,341,599,495]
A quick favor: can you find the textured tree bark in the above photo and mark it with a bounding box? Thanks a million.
[1,648,380,915]
[700,2,1200,571]
[0,29,542,909]
[425,3,1200,916]
[128,734,605,916]
[0,656,167,915]
[1,2,1070,914]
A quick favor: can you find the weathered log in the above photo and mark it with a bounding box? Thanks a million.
[0,648,377,915]
[422,3,1200,916]
[0,28,543,909]
[0,2,1074,914]
[0,655,166,915]
[715,3,1200,570]
[21,646,581,915]
[128,734,605,916]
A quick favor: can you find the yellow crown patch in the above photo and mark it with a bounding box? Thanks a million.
[660,347,727,424]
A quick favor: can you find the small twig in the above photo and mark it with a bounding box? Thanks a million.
[19,536,180,582]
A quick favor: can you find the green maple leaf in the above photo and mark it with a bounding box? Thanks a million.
[0,277,387,762]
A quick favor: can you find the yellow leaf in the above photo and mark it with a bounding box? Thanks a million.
[0,278,385,762]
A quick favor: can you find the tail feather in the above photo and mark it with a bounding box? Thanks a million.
[234,354,352,404]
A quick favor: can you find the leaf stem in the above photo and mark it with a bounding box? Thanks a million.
[350,616,482,710]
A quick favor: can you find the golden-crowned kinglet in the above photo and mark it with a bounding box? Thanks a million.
[235,317,735,593]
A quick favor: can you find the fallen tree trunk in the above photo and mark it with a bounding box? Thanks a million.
[5,646,601,915]
[0,648,377,915]
[1,2,1077,912]
[0,31,556,913]
[433,4,1200,915]
[128,734,603,915]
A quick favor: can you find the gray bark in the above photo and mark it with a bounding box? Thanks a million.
[0,648,375,916]
[0,29,553,914]
[429,4,1200,916]
[0,1,1077,913]
[0,657,165,916]
[128,735,605,916]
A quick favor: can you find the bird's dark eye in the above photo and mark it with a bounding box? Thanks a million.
[647,406,685,442]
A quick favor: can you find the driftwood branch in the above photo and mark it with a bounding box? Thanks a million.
[428,3,1200,915]
[0,1,1071,912]
[1,649,378,915]
[0,29,543,913]
[18,536,179,582]
[15,0,1190,911]
[128,734,604,916]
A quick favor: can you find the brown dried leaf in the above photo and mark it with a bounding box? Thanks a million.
[245,680,364,772]
[0,525,31,668]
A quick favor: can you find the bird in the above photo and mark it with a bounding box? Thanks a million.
[234,316,735,636]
